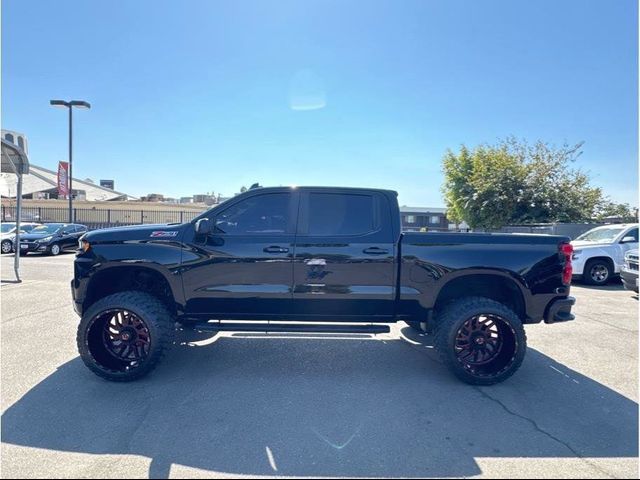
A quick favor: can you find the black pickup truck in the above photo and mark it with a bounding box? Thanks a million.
[72,186,575,385]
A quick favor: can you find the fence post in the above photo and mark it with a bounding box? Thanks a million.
[180,211,183,223]
[74,208,77,223]
[141,210,144,224]
[107,209,111,225]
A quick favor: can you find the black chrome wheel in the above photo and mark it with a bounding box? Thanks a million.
[102,309,151,364]
[77,291,174,381]
[454,314,517,378]
[435,297,526,385]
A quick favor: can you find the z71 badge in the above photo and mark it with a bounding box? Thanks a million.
[150,231,178,238]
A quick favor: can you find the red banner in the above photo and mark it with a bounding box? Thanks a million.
[57,161,69,197]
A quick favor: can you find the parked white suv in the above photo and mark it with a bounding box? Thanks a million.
[571,224,639,285]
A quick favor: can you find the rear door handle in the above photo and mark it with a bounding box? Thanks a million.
[363,247,389,255]
[264,246,289,254]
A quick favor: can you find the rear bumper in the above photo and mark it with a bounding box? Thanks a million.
[544,296,576,324]
[621,267,639,292]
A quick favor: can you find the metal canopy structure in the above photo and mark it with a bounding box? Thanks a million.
[1,138,30,282]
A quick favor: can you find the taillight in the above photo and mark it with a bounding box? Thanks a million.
[560,242,573,285]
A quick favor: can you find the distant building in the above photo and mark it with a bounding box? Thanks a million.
[193,194,218,206]
[141,193,165,202]
[400,206,449,231]
[1,129,135,201]
[2,129,28,154]
[1,164,135,201]
[100,179,115,190]
[179,196,194,204]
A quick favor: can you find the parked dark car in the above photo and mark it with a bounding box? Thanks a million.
[621,249,639,293]
[20,223,88,255]
[72,186,575,385]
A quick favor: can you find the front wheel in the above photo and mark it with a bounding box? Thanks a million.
[77,291,175,382]
[434,297,526,385]
[49,243,61,256]
[1,240,13,254]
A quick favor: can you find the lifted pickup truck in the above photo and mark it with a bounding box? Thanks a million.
[72,186,575,385]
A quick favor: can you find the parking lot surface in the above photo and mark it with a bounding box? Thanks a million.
[1,253,638,478]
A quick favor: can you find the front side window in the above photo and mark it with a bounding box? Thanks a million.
[624,227,638,242]
[31,224,62,235]
[307,193,375,236]
[215,193,290,234]
[576,226,627,243]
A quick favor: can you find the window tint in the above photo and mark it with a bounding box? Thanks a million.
[307,193,375,236]
[215,193,290,234]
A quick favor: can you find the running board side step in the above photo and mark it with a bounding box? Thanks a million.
[188,322,391,334]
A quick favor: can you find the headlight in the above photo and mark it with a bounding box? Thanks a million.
[39,236,53,242]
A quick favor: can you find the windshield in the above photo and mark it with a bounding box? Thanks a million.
[575,227,626,243]
[1,224,16,234]
[30,225,62,235]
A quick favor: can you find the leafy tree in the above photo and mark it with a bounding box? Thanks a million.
[595,200,638,222]
[442,138,612,228]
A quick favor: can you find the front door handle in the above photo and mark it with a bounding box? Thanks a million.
[363,247,389,255]
[264,245,289,254]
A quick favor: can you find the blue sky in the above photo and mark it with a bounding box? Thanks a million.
[2,0,638,206]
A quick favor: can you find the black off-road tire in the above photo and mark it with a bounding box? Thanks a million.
[583,258,613,286]
[434,297,527,385]
[77,291,174,382]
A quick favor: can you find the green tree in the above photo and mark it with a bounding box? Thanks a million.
[595,200,638,222]
[442,138,608,228]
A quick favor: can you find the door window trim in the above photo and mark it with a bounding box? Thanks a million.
[296,191,389,238]
[207,191,299,236]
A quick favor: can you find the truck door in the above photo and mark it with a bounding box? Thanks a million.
[181,190,298,317]
[292,190,396,319]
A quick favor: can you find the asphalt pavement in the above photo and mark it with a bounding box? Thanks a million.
[1,252,638,478]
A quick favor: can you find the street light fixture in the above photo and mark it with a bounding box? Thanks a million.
[50,99,91,223]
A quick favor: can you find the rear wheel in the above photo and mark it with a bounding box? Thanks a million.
[77,291,174,382]
[583,258,612,286]
[434,297,526,385]
[1,240,12,254]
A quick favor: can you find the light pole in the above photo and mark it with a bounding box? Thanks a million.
[50,99,91,223]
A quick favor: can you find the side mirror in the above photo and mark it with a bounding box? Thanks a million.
[621,236,637,244]
[195,218,212,235]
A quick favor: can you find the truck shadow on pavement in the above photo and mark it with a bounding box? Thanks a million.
[2,327,638,478]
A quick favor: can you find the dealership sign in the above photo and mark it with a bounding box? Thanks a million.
[57,161,69,196]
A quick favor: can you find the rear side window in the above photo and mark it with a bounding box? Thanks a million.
[626,228,638,241]
[307,193,376,236]
[215,193,290,235]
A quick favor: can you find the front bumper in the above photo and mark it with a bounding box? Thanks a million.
[19,241,50,253]
[620,267,639,292]
[544,296,576,324]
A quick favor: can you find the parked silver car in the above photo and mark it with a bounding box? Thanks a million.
[1,222,40,254]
